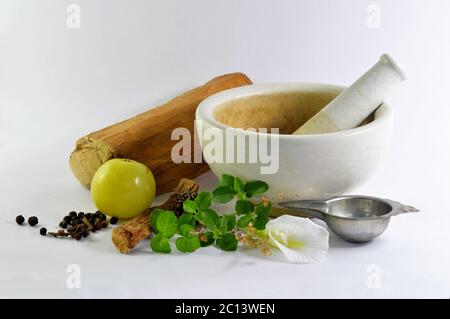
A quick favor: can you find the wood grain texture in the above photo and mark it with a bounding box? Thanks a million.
[69,73,252,194]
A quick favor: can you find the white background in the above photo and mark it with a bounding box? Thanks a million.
[1,0,449,298]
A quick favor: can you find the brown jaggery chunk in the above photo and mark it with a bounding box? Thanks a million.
[112,178,199,254]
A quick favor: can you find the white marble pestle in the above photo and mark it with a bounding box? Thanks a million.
[293,54,407,135]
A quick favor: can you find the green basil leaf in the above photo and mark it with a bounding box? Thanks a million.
[216,233,238,251]
[235,199,253,215]
[254,203,272,230]
[212,186,237,203]
[149,209,175,234]
[149,209,166,233]
[194,191,213,210]
[183,200,198,214]
[176,236,200,253]
[198,208,221,231]
[244,180,269,197]
[199,231,215,247]
[154,210,178,237]
[178,212,195,227]
[237,214,253,228]
[255,202,271,217]
[178,224,194,237]
[254,215,270,231]
[233,176,245,193]
[221,214,236,231]
[219,174,235,188]
[219,221,227,234]
[150,233,171,253]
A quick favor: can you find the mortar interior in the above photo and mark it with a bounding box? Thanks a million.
[213,91,374,134]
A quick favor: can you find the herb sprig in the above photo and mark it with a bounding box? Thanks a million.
[149,174,271,254]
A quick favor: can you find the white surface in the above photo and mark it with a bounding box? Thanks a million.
[1,0,449,299]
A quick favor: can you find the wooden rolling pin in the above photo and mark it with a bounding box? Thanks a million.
[69,73,252,194]
[294,54,407,135]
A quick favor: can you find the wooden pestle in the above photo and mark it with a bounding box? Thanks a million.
[293,54,407,135]
[69,73,252,195]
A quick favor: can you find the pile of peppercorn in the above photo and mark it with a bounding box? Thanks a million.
[15,211,118,240]
[50,211,118,240]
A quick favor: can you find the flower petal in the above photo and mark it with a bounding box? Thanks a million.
[266,215,329,264]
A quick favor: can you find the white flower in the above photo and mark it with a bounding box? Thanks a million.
[266,215,329,264]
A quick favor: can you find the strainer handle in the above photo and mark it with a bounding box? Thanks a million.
[279,200,327,220]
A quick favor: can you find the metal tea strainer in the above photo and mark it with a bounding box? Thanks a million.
[280,195,419,243]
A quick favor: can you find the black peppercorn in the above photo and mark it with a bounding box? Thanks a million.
[100,214,107,220]
[109,217,119,225]
[69,211,77,217]
[28,216,38,226]
[40,227,47,236]
[59,221,68,229]
[15,215,25,225]
[78,212,85,218]
[71,218,80,226]
[85,213,92,219]
[63,215,72,223]
[81,231,89,238]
